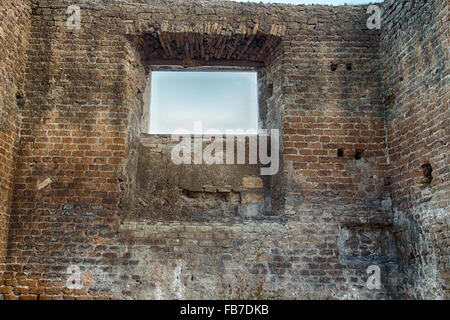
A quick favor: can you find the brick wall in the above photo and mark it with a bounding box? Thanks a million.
[131,135,269,222]
[381,0,449,299]
[0,0,447,300]
[0,0,31,277]
[280,6,391,225]
[276,5,399,299]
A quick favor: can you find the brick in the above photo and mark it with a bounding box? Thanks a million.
[0,0,447,302]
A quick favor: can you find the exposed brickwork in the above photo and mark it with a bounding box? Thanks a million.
[131,135,268,222]
[2,0,128,300]
[0,0,31,276]
[381,0,449,299]
[0,0,447,300]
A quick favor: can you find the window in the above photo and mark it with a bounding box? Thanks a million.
[149,71,259,135]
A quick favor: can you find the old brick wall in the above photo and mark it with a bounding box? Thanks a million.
[131,136,270,222]
[3,0,127,299]
[381,0,449,299]
[0,0,31,277]
[275,4,400,299]
[1,0,398,300]
[0,0,446,300]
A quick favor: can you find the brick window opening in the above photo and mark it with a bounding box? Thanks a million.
[148,71,259,135]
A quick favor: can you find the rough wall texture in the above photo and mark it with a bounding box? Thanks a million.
[0,0,447,300]
[0,0,31,275]
[381,0,449,299]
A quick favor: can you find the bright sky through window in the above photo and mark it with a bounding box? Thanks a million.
[149,71,259,135]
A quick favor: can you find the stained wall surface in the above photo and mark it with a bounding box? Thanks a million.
[0,0,31,276]
[0,0,447,300]
[381,0,449,299]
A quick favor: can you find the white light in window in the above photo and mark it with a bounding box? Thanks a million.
[149,71,259,135]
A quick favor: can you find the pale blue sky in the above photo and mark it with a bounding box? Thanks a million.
[150,0,384,134]
[150,72,259,134]
[229,0,383,4]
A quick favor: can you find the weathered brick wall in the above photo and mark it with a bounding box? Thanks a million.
[0,0,447,300]
[279,5,392,241]
[381,0,449,299]
[274,5,399,299]
[3,0,127,299]
[131,136,270,222]
[0,0,31,277]
[1,0,398,300]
